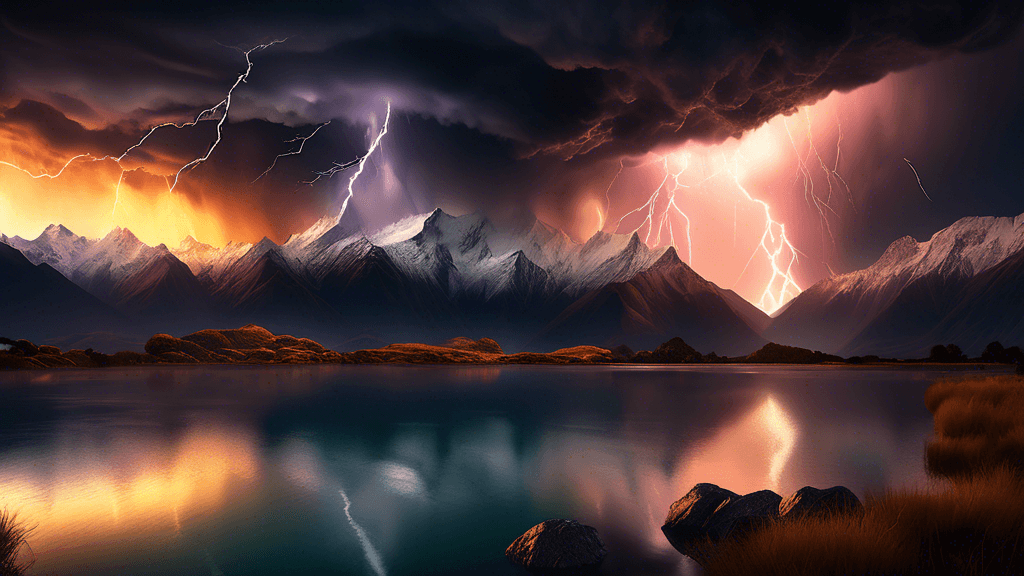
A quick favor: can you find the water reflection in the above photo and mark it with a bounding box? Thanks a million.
[0,365,957,575]
[0,422,258,569]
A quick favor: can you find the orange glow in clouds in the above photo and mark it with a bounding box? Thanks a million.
[0,146,251,247]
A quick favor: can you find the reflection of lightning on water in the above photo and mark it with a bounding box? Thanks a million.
[0,40,287,231]
[339,487,387,576]
[758,396,797,492]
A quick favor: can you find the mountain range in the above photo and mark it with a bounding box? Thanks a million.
[2,209,1023,357]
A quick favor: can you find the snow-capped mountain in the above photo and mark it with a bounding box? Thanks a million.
[4,223,95,277]
[0,241,120,343]
[3,208,773,352]
[766,212,1024,356]
[171,235,253,286]
[537,247,766,355]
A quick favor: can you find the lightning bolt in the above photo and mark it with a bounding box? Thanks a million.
[904,158,933,201]
[613,155,696,265]
[601,158,626,226]
[333,100,391,224]
[0,39,287,234]
[725,156,802,313]
[167,39,287,193]
[253,120,331,182]
[611,140,811,313]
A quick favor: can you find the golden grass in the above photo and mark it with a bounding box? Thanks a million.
[700,466,1024,575]
[925,375,1024,478]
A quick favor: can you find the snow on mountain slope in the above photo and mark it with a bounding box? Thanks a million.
[5,224,95,278]
[212,237,333,320]
[537,247,766,355]
[170,235,253,284]
[767,212,1024,354]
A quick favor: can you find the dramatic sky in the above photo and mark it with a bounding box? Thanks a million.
[2,1,1023,310]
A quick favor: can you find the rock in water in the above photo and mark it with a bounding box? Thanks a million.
[704,489,782,541]
[506,519,606,573]
[780,486,864,519]
[662,484,781,566]
[661,483,739,556]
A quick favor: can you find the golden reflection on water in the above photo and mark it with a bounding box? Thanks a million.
[530,395,800,556]
[0,423,259,567]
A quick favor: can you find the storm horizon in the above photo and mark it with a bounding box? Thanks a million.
[2,1,1023,311]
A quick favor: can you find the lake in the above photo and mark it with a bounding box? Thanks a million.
[0,364,998,575]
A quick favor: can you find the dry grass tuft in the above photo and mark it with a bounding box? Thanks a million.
[0,509,32,576]
[925,375,1024,478]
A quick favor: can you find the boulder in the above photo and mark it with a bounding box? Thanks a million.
[506,519,606,573]
[662,483,738,556]
[37,345,62,355]
[662,484,781,565]
[779,486,863,520]
[704,489,781,541]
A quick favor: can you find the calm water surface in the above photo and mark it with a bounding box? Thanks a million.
[0,365,994,575]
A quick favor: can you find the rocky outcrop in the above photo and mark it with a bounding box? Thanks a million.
[506,519,606,573]
[779,486,864,520]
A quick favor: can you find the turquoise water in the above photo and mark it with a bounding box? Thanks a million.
[0,364,995,575]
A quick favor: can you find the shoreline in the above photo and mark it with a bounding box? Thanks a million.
[4,325,1021,372]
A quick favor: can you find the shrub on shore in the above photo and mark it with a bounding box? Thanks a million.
[0,509,31,576]
[924,375,1024,478]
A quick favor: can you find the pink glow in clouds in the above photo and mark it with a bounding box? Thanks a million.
[557,72,921,312]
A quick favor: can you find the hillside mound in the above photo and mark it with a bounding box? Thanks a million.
[744,342,843,364]
[634,337,702,363]
[442,336,504,354]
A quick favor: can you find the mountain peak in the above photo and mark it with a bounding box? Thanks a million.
[428,207,452,219]
[625,231,645,253]
[178,235,207,250]
[103,226,141,247]
[652,245,684,269]
[42,223,74,238]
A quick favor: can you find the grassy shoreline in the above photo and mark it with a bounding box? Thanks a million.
[700,373,1024,575]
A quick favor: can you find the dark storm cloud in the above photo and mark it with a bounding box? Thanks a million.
[1,100,136,155]
[2,0,1021,161]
